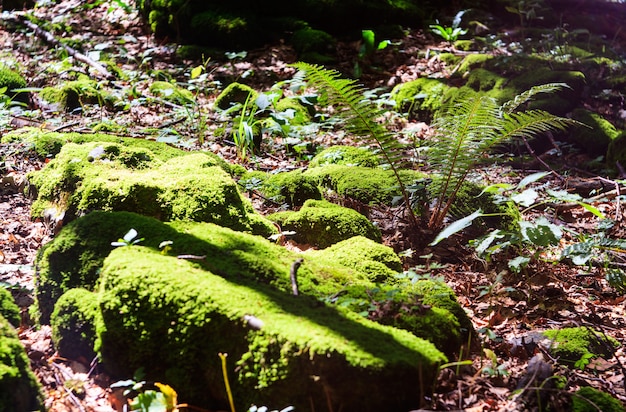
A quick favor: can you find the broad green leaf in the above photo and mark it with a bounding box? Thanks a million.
[361,30,376,49]
[546,188,581,202]
[190,65,203,79]
[508,256,530,273]
[377,40,390,50]
[511,188,538,207]
[473,229,504,256]
[517,171,550,189]
[123,228,138,243]
[519,217,562,246]
[576,201,605,219]
[479,183,514,195]
[430,210,482,246]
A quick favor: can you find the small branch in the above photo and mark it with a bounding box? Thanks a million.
[290,258,304,296]
[177,254,206,260]
[3,12,115,80]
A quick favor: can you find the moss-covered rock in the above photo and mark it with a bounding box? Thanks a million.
[274,97,314,125]
[309,145,380,167]
[39,78,116,111]
[94,246,446,409]
[268,199,381,248]
[0,315,44,411]
[304,164,426,206]
[260,169,322,207]
[391,77,452,120]
[569,109,620,156]
[0,65,27,102]
[572,386,625,412]
[214,82,257,111]
[50,288,99,361]
[149,81,194,105]
[291,27,336,63]
[606,130,626,171]
[27,142,273,234]
[307,236,402,282]
[543,327,619,366]
[0,288,20,328]
[455,53,494,76]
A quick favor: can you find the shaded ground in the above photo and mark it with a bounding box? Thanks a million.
[1,0,626,410]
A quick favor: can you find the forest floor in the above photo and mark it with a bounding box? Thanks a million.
[1,0,626,411]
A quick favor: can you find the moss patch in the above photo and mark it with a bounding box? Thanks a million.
[39,78,116,111]
[309,145,380,167]
[569,109,620,156]
[0,65,27,102]
[214,82,257,111]
[0,316,44,411]
[391,77,452,120]
[307,236,402,282]
[543,327,619,366]
[51,288,99,361]
[149,81,194,105]
[95,246,446,409]
[572,386,625,412]
[268,199,381,248]
[0,288,20,328]
[260,169,322,207]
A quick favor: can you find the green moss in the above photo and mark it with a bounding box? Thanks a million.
[274,97,313,125]
[391,77,452,119]
[0,288,20,328]
[543,327,619,366]
[0,65,27,102]
[464,68,516,102]
[607,130,626,171]
[456,53,494,75]
[453,40,478,51]
[149,81,194,105]
[96,246,446,409]
[572,386,625,412]
[39,79,116,111]
[309,145,380,167]
[261,169,322,207]
[291,27,335,55]
[27,143,270,234]
[569,109,619,156]
[0,316,44,411]
[268,199,381,248]
[214,82,257,111]
[50,288,99,361]
[307,236,402,282]
[305,164,426,206]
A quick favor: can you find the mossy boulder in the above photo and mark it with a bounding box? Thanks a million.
[0,65,27,103]
[455,53,494,76]
[214,82,257,111]
[39,79,116,111]
[569,109,620,156]
[0,315,44,411]
[0,288,20,327]
[572,386,625,412]
[93,246,446,410]
[606,130,626,171]
[149,81,194,105]
[50,288,99,361]
[391,77,452,120]
[1,128,197,162]
[291,27,336,63]
[543,327,619,366]
[304,164,426,206]
[27,141,274,234]
[274,97,314,125]
[268,199,381,248]
[309,145,380,167]
[259,169,322,207]
[307,236,402,282]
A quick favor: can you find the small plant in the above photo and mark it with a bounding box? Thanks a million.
[354,29,390,77]
[111,370,179,412]
[429,10,468,44]
[481,348,510,377]
[111,228,144,247]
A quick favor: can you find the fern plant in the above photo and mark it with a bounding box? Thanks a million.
[292,62,419,226]
[427,83,578,231]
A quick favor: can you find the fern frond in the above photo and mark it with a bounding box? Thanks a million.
[501,83,570,113]
[291,62,405,168]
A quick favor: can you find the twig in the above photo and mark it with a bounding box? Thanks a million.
[290,258,304,296]
[3,12,115,80]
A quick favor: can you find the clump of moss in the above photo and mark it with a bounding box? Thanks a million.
[51,288,99,361]
[607,130,626,171]
[39,79,116,111]
[455,53,494,75]
[309,145,379,167]
[0,316,44,411]
[149,81,194,105]
[214,82,257,111]
[268,199,381,248]
[291,28,336,63]
[0,65,27,102]
[274,97,314,125]
[0,288,20,327]
[572,386,624,412]
[569,109,619,156]
[262,169,322,207]
[391,77,452,120]
[308,236,402,282]
[543,327,619,366]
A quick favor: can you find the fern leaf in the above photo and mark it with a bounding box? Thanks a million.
[501,83,570,113]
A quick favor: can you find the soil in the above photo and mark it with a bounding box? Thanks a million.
[1,0,626,411]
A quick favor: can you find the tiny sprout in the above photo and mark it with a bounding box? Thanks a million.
[111,228,144,247]
[159,240,173,255]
